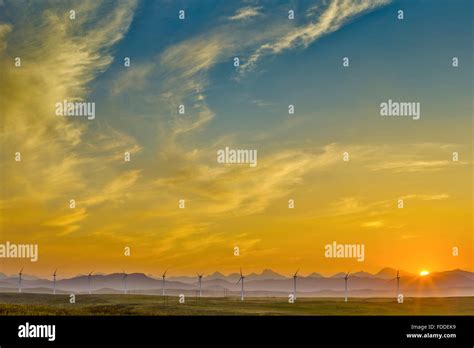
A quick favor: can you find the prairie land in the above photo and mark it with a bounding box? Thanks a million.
[0,293,472,316]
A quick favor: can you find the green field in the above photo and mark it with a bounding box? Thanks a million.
[0,293,473,315]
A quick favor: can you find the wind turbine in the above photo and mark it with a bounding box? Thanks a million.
[122,270,128,294]
[344,272,349,302]
[18,267,23,293]
[197,273,203,299]
[162,270,168,297]
[237,268,245,301]
[88,271,93,295]
[52,269,57,295]
[396,269,401,297]
[293,269,299,300]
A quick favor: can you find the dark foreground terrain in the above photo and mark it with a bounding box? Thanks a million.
[0,293,473,315]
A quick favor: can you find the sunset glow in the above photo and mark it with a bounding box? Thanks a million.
[0,1,472,279]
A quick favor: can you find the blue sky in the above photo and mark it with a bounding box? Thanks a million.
[89,0,472,151]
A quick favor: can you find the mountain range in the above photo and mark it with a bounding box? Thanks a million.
[0,268,472,297]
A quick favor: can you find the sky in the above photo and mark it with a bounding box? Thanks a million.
[0,0,472,278]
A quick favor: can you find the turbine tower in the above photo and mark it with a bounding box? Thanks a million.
[396,269,401,297]
[122,270,128,294]
[197,273,203,299]
[293,269,299,300]
[52,269,57,295]
[18,267,23,293]
[88,271,93,295]
[162,270,168,297]
[237,268,245,301]
[344,272,349,302]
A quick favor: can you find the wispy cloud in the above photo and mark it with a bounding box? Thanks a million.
[369,160,465,173]
[400,194,450,201]
[401,235,420,240]
[82,170,142,207]
[252,99,276,107]
[329,197,369,216]
[366,143,468,173]
[361,220,384,228]
[241,0,390,73]
[111,63,154,95]
[156,35,230,137]
[0,0,139,236]
[228,6,262,21]
[153,143,345,217]
[43,208,88,236]
[0,23,11,52]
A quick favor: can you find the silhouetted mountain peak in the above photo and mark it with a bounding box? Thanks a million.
[351,271,375,278]
[206,272,226,280]
[2,269,472,296]
[247,269,286,280]
[307,272,323,278]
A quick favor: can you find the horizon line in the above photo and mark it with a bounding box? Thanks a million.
[3,267,472,280]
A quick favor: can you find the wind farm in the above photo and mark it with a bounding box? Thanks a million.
[0,268,472,316]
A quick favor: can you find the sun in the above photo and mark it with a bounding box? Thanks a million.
[419,270,430,276]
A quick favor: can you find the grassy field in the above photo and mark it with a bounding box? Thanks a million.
[0,293,473,315]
